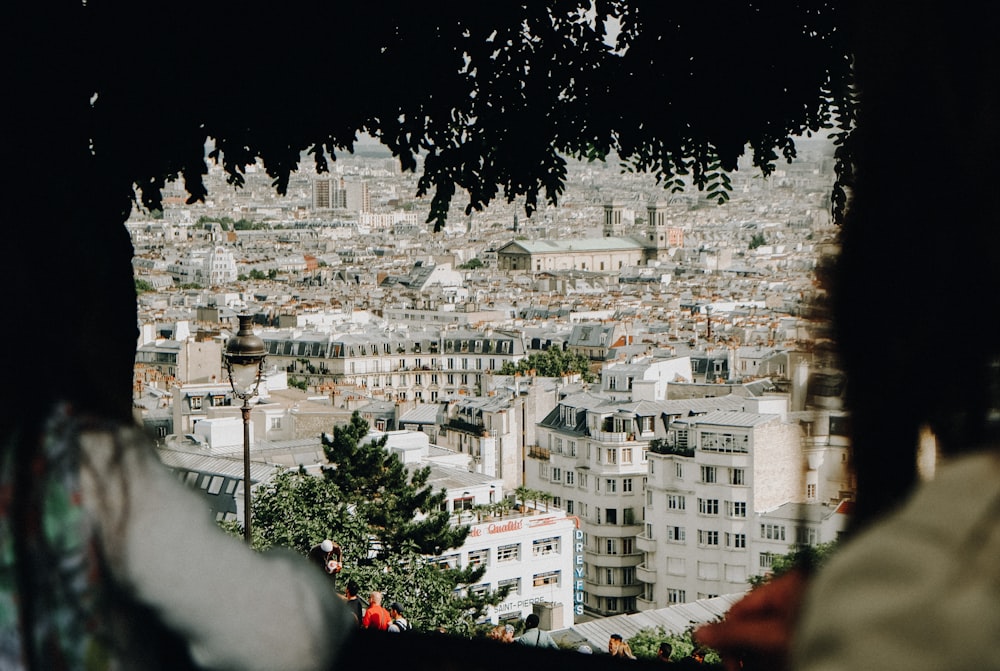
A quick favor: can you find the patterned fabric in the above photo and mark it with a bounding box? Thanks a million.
[0,404,112,671]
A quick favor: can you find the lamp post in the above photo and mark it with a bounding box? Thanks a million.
[224,315,266,545]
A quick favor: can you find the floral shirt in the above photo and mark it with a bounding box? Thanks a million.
[0,404,112,671]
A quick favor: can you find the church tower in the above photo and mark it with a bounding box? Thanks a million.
[603,200,626,238]
[644,200,671,262]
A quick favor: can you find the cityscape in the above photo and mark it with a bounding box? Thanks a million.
[126,133,851,646]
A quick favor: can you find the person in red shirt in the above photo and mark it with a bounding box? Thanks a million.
[361,591,390,631]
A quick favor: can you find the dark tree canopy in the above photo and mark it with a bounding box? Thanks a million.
[28,1,856,229]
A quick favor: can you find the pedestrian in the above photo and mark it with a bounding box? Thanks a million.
[514,613,558,649]
[657,642,674,663]
[387,602,410,632]
[361,591,391,631]
[343,579,363,626]
[608,633,636,659]
[308,538,342,590]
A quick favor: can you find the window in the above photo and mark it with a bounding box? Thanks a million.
[532,537,560,556]
[622,448,633,464]
[760,524,787,541]
[701,466,717,483]
[207,476,224,495]
[667,557,685,575]
[606,448,617,464]
[568,440,577,456]
[727,501,747,518]
[697,530,720,546]
[806,483,817,499]
[552,467,562,482]
[667,588,686,604]
[730,468,746,485]
[759,552,774,569]
[606,478,617,493]
[605,597,618,612]
[189,396,203,410]
[498,577,521,594]
[497,543,521,562]
[667,494,686,511]
[605,538,619,555]
[698,498,720,515]
[726,533,747,548]
[623,567,635,585]
[667,526,686,542]
[467,549,489,567]
[675,462,684,479]
[270,416,282,430]
[796,527,819,545]
[210,395,225,407]
[533,571,560,587]
[605,508,617,525]
[566,470,575,485]
[579,473,588,489]
[697,561,720,580]
[605,568,615,585]
[623,478,633,493]
[566,500,574,514]
[469,583,490,597]
[622,538,634,554]
[700,431,749,453]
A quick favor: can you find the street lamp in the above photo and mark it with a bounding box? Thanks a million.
[224,314,266,544]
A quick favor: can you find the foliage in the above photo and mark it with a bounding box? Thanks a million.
[248,269,268,280]
[498,347,596,383]
[196,215,264,230]
[46,2,855,231]
[134,278,154,293]
[627,627,720,664]
[747,541,838,587]
[321,412,468,557]
[288,377,308,391]
[222,411,505,634]
[749,232,767,249]
[458,258,484,269]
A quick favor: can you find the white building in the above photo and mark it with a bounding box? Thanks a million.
[378,430,577,628]
[638,397,850,608]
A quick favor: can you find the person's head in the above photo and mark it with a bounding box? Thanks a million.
[691,648,706,663]
[658,642,673,660]
[369,591,382,606]
[320,539,334,553]
[346,579,359,597]
[390,602,404,618]
[524,613,540,629]
[503,624,515,643]
[609,633,623,654]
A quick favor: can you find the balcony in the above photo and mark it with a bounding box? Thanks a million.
[636,562,658,584]
[592,430,629,443]
[635,534,657,553]
[528,445,551,460]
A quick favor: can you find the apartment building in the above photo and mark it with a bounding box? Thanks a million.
[262,327,527,400]
[526,389,791,617]
[638,398,849,608]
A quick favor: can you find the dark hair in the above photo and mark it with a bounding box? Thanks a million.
[524,613,540,629]
[610,633,623,641]
[346,579,359,596]
[659,642,672,656]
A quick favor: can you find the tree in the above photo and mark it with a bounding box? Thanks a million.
[627,627,720,664]
[498,347,596,383]
[321,412,468,558]
[134,278,154,294]
[747,541,838,588]
[458,258,484,269]
[221,412,506,634]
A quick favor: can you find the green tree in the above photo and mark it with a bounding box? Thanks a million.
[458,258,483,269]
[248,269,268,280]
[627,627,720,664]
[499,347,596,383]
[134,278,155,293]
[748,541,838,588]
[321,412,468,557]
[749,232,767,249]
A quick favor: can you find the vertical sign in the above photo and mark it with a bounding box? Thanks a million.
[574,528,585,616]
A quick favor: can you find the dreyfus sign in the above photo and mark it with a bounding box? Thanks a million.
[573,528,584,616]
